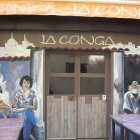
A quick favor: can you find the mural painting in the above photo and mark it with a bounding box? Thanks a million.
[123,81,140,114]
[0,60,30,114]
[124,56,140,116]
[104,43,140,115]
[0,34,43,140]
[12,75,38,140]
[104,43,140,140]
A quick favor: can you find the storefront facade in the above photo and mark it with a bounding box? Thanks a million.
[0,1,140,140]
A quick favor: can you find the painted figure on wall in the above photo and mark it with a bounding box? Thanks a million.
[12,75,38,140]
[0,85,12,118]
[123,81,140,140]
[123,81,140,114]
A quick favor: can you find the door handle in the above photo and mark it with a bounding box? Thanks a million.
[68,96,75,101]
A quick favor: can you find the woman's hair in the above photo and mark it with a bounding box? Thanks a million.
[19,75,33,88]
[0,86,2,93]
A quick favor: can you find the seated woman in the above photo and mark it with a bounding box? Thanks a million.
[0,86,11,118]
[12,75,38,140]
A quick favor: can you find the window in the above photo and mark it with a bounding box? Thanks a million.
[47,52,108,96]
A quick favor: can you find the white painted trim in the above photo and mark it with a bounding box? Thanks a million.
[46,0,140,5]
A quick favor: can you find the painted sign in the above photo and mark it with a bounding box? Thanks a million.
[0,1,140,19]
[0,32,118,52]
[41,34,115,46]
[0,31,140,57]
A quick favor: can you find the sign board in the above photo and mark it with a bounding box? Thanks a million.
[0,1,140,19]
[0,31,140,57]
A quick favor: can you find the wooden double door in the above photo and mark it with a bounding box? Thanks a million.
[46,51,110,140]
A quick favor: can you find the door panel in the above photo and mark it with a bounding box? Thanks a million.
[46,51,109,140]
[78,97,106,138]
[47,96,76,139]
[77,53,108,139]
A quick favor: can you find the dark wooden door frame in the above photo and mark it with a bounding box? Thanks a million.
[45,50,111,140]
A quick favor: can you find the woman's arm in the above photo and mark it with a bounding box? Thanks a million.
[33,97,38,110]
[12,93,19,108]
[25,97,38,110]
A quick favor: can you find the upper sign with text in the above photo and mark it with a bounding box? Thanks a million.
[0,1,140,19]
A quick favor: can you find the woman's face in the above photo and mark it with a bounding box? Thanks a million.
[22,79,30,90]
